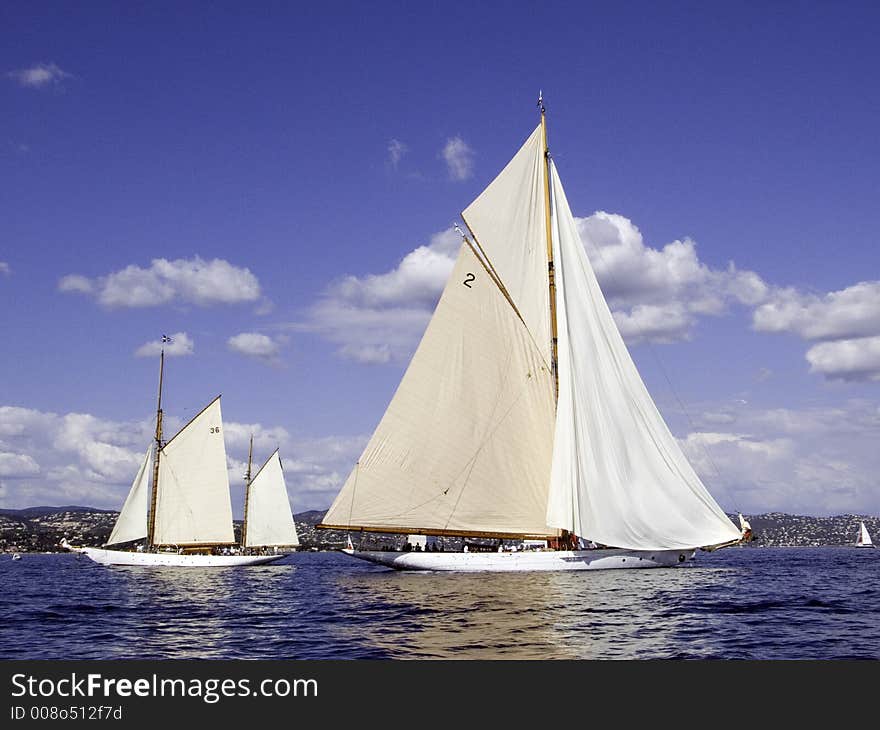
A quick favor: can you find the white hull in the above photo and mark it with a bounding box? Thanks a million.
[343,547,695,572]
[855,544,874,549]
[80,546,287,567]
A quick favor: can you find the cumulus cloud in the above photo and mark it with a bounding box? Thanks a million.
[753,281,880,341]
[577,212,769,342]
[7,62,71,88]
[0,451,40,477]
[301,227,459,363]
[387,139,408,169]
[679,399,880,515]
[441,136,474,181]
[227,332,282,365]
[753,281,880,381]
[0,403,363,514]
[805,337,880,382]
[59,256,261,308]
[0,405,153,509]
[135,332,194,358]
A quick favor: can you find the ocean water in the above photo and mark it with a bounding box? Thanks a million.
[1,547,877,660]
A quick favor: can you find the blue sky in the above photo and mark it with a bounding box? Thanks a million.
[1,2,878,518]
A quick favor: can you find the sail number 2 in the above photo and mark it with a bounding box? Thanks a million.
[209,426,221,434]
[463,273,475,288]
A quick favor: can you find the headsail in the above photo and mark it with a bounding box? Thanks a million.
[244,450,299,548]
[321,242,557,537]
[545,160,741,550]
[153,396,235,546]
[105,444,152,546]
[462,125,552,367]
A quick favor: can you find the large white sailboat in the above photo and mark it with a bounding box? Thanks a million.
[76,341,285,567]
[241,436,300,554]
[855,521,874,548]
[317,98,748,571]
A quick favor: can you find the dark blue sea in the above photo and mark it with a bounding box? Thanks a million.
[1,547,878,660]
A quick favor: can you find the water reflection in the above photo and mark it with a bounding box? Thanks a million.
[330,561,740,659]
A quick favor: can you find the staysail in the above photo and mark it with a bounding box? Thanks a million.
[321,242,557,537]
[244,450,299,547]
[152,396,235,546]
[462,125,552,367]
[545,160,741,550]
[105,444,152,546]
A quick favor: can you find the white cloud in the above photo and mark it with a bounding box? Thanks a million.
[0,451,40,477]
[7,62,71,88]
[752,281,880,381]
[135,332,194,358]
[441,136,474,181]
[387,139,407,169]
[0,405,153,510]
[227,332,282,365]
[576,212,770,342]
[58,274,92,293]
[301,227,459,363]
[805,337,880,382]
[0,403,364,514]
[0,262,10,276]
[301,212,774,359]
[59,256,261,308]
[753,281,880,341]
[678,399,880,516]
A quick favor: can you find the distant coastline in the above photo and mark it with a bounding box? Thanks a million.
[0,506,876,553]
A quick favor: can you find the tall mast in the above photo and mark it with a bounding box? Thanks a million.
[241,434,254,548]
[539,91,560,402]
[146,336,169,548]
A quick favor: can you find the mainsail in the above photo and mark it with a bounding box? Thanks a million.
[105,444,152,546]
[153,396,235,546]
[321,119,740,551]
[545,160,741,550]
[244,450,299,548]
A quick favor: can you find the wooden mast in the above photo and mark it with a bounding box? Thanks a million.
[539,91,560,403]
[146,337,168,548]
[240,434,254,549]
[540,93,573,550]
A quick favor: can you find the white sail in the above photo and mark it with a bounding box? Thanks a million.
[322,242,557,537]
[462,125,552,366]
[857,521,873,547]
[545,160,741,550]
[153,397,235,546]
[105,444,152,546]
[244,450,299,547]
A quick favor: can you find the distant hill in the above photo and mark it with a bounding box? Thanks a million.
[0,505,116,518]
[0,506,877,552]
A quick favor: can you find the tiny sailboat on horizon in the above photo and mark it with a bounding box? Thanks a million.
[855,521,874,548]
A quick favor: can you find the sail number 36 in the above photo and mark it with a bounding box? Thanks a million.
[210,426,221,434]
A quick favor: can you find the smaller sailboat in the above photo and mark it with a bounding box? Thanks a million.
[76,339,285,567]
[855,521,874,548]
[11,553,21,560]
[240,435,300,554]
